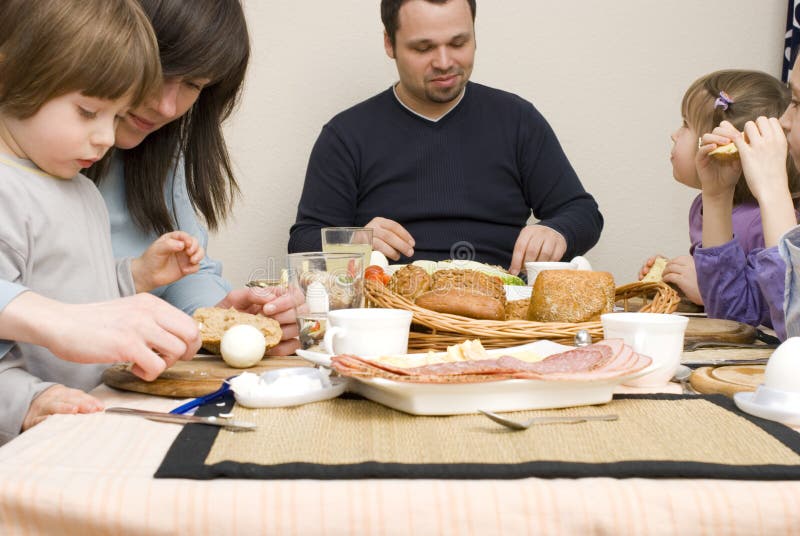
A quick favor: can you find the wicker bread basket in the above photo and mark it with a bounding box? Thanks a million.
[365,279,680,351]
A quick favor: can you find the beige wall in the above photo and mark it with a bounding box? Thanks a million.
[212,0,788,286]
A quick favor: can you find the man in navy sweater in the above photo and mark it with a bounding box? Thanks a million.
[288,0,603,275]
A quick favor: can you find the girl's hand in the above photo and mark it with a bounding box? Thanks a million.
[638,255,664,280]
[663,255,704,305]
[22,384,103,431]
[735,117,790,204]
[132,231,205,292]
[697,126,742,199]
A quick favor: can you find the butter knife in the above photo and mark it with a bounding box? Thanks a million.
[681,358,769,367]
[106,407,256,430]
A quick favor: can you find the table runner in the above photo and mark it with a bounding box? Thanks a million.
[156,393,800,480]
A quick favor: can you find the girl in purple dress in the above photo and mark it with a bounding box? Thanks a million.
[640,70,799,316]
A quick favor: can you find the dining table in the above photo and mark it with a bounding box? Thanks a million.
[1,351,799,536]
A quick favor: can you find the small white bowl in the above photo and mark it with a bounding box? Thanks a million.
[524,261,577,286]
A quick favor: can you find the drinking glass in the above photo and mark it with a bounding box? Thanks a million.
[287,251,364,352]
[321,227,373,272]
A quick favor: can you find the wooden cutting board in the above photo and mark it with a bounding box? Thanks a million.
[102,355,313,398]
[683,317,757,344]
[689,365,765,397]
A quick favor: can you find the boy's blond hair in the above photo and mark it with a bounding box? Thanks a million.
[682,69,799,204]
[0,0,162,119]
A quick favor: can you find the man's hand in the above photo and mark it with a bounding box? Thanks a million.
[132,231,204,293]
[216,287,300,356]
[663,255,704,305]
[22,384,104,431]
[509,225,567,275]
[365,217,415,261]
[0,292,201,382]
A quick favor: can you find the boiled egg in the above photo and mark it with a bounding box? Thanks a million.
[220,324,267,369]
[369,250,389,270]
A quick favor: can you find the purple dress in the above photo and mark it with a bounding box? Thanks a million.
[691,195,793,339]
[688,195,764,255]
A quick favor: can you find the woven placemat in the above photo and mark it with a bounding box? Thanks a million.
[155,393,800,480]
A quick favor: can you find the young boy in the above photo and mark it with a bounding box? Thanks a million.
[0,0,204,443]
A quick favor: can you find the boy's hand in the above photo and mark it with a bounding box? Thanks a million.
[132,231,204,293]
[22,384,103,431]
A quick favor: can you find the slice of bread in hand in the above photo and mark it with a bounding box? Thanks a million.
[641,257,667,283]
[709,142,739,160]
[193,307,282,355]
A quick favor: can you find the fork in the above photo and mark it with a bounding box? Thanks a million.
[479,410,618,430]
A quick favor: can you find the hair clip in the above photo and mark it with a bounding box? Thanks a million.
[714,91,734,111]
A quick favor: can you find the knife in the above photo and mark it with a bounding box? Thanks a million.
[681,358,769,367]
[106,407,256,431]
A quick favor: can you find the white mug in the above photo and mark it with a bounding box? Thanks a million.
[601,312,689,387]
[525,261,577,286]
[323,308,413,357]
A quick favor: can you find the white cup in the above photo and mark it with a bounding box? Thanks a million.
[525,261,577,286]
[323,308,413,357]
[601,312,689,387]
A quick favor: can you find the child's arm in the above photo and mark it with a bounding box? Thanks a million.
[697,126,741,248]
[131,231,204,293]
[0,292,201,381]
[22,384,103,431]
[735,117,797,247]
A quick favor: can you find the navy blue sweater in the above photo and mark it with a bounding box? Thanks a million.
[288,82,603,268]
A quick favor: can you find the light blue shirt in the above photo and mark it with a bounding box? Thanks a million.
[98,153,231,314]
[779,225,800,338]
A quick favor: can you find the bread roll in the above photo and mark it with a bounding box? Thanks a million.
[388,265,431,300]
[527,270,615,323]
[193,307,282,355]
[413,269,506,320]
[415,290,506,320]
[505,299,530,320]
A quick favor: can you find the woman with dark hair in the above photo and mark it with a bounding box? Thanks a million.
[90,0,295,322]
[0,0,298,390]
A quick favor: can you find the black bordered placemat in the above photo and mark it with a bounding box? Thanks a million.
[155,393,800,480]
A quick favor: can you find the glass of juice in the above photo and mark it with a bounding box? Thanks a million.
[287,251,365,352]
[321,227,373,273]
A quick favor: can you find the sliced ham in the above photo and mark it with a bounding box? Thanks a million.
[330,340,652,384]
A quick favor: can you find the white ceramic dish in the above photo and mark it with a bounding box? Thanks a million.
[301,340,657,415]
[349,363,656,416]
[734,388,800,427]
[230,368,350,409]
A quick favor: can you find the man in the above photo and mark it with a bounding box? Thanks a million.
[288,0,602,275]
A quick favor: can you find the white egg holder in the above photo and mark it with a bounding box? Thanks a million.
[734,385,800,427]
[229,367,349,409]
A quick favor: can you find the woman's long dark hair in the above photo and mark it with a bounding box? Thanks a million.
[88,0,250,234]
